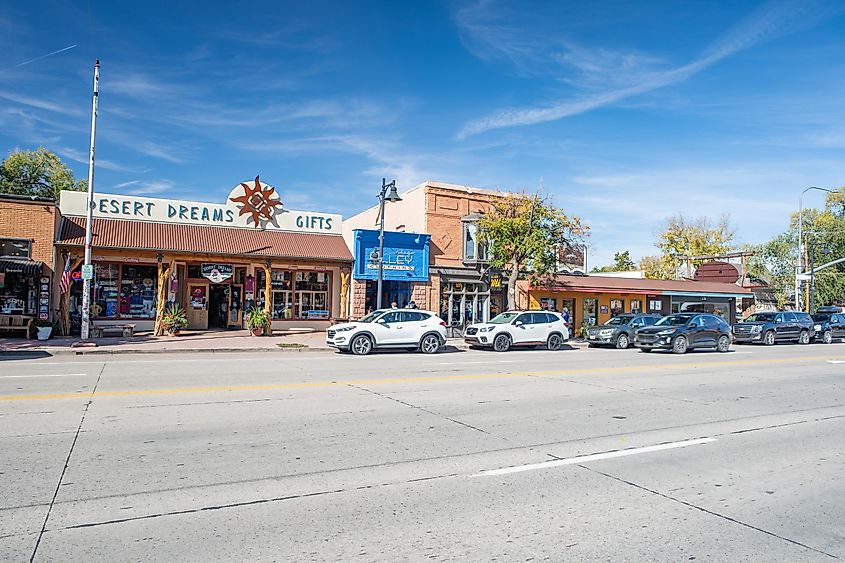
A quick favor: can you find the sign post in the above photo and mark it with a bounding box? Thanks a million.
[80,60,100,342]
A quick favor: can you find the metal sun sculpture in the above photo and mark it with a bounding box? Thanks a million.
[229,175,283,226]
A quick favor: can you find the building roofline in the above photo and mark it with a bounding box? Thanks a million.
[0,192,56,204]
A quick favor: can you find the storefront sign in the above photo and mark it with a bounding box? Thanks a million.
[353,230,431,282]
[201,263,234,283]
[39,276,50,320]
[59,176,342,235]
[489,274,502,289]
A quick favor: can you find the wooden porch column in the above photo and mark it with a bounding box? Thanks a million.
[153,255,175,336]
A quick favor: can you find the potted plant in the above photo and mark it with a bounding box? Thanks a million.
[246,308,270,336]
[34,319,54,341]
[161,304,188,336]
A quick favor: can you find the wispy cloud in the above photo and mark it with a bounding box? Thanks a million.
[456,0,845,138]
[0,90,83,117]
[55,146,139,173]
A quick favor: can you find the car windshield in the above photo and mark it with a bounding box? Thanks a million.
[605,316,632,326]
[359,310,387,324]
[488,312,520,324]
[655,314,695,326]
[812,314,831,322]
[745,313,776,322]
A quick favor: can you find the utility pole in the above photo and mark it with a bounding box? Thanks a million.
[80,60,99,341]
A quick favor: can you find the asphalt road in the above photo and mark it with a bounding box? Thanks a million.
[2,342,844,562]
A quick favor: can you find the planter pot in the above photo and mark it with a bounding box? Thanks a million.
[36,326,53,341]
[166,329,181,337]
[250,327,264,337]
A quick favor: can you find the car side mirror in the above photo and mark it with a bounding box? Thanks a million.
[514,320,524,327]
[377,318,387,324]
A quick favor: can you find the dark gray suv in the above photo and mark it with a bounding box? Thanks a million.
[733,311,815,345]
[586,313,662,349]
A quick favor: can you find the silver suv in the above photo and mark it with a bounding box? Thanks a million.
[327,309,447,355]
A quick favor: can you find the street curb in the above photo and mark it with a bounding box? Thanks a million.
[0,339,588,357]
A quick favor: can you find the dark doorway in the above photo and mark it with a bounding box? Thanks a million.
[208,284,230,329]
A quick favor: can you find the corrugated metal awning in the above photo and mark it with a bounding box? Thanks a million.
[57,216,353,262]
[0,258,43,276]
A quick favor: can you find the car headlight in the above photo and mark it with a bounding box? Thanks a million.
[479,326,495,332]
[751,325,763,333]
[656,329,676,336]
[334,326,354,332]
[599,329,614,336]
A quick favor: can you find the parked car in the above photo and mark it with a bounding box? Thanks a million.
[634,313,732,354]
[732,311,815,345]
[812,311,845,344]
[586,313,662,349]
[326,309,446,355]
[464,311,570,352]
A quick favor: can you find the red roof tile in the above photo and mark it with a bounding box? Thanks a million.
[58,217,353,262]
[543,274,752,296]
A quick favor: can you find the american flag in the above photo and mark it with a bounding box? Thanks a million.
[59,256,72,294]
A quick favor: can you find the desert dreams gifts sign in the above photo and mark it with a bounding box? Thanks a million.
[59,177,341,234]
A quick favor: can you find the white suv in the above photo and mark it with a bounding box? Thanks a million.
[327,309,447,355]
[464,311,570,352]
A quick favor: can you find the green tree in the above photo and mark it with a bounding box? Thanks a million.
[642,214,735,279]
[749,187,845,309]
[0,147,86,200]
[593,250,636,273]
[477,192,589,310]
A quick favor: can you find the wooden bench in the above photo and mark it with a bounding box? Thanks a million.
[0,315,34,339]
[91,324,136,339]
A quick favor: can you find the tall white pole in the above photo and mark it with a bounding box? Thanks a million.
[80,60,99,341]
[795,195,802,312]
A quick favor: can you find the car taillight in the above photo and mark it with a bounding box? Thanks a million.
[439,321,447,326]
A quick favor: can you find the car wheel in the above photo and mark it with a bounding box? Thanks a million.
[717,335,730,353]
[615,333,630,349]
[420,334,441,354]
[350,335,373,356]
[672,335,688,354]
[547,333,563,351]
[798,330,810,345]
[763,330,776,346]
[823,330,833,344]
[493,333,511,352]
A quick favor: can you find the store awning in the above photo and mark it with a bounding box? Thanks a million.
[57,217,353,262]
[0,258,43,276]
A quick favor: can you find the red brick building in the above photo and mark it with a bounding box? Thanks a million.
[0,194,59,319]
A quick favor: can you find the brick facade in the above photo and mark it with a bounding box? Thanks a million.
[0,196,58,269]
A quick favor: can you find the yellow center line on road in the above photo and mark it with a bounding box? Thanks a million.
[2,353,844,402]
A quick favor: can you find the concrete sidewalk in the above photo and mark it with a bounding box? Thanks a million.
[0,329,588,356]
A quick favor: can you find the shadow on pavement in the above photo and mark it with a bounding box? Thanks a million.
[0,351,53,361]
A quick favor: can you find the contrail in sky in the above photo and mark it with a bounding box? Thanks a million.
[3,44,77,71]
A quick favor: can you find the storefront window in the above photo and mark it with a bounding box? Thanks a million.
[610,299,624,316]
[0,238,31,258]
[296,271,329,319]
[582,298,598,328]
[93,264,119,318]
[440,281,489,326]
[630,299,642,314]
[539,297,557,311]
[0,273,36,314]
[120,265,157,318]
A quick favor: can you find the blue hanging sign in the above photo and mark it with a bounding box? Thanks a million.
[353,230,431,282]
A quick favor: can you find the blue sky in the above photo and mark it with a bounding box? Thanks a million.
[1,0,844,268]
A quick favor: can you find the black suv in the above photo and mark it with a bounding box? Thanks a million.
[634,313,732,354]
[586,313,662,349]
[811,311,845,344]
[732,311,815,345]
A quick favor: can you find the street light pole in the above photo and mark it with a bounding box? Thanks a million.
[80,60,100,341]
[375,178,401,310]
[796,187,831,312]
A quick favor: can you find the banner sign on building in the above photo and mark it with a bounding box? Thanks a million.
[201,263,234,283]
[353,230,431,282]
[59,176,342,235]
